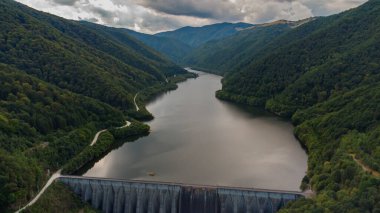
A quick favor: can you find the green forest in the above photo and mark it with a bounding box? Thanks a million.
[123,22,255,64]
[214,0,380,212]
[0,64,124,211]
[0,0,192,212]
[108,26,193,63]
[62,122,150,175]
[23,182,99,213]
[0,0,186,111]
[155,22,253,47]
[182,22,294,75]
[1,0,380,211]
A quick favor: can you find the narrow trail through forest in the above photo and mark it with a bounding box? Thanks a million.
[16,121,132,212]
[350,154,380,178]
[134,93,140,111]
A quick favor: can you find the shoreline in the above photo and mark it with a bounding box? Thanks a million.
[17,72,195,212]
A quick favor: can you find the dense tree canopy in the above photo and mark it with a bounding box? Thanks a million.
[0,1,190,212]
[0,64,125,211]
[182,21,300,75]
[215,0,380,211]
[95,24,193,64]
[156,22,253,47]
[2,0,380,211]
[0,0,187,111]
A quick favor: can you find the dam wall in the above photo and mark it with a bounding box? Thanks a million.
[59,176,303,213]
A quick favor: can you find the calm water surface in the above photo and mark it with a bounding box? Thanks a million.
[82,70,307,191]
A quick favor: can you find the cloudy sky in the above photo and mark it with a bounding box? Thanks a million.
[16,0,367,34]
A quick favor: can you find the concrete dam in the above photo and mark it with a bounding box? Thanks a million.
[59,176,304,213]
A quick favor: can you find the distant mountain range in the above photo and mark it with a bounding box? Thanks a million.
[119,22,254,63]
[79,21,192,63]
[2,0,380,212]
[181,18,316,75]
[155,22,254,47]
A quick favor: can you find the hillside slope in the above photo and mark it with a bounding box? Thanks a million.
[0,0,187,111]
[217,0,380,211]
[0,1,189,212]
[156,22,253,47]
[123,28,192,63]
[0,64,124,212]
[183,19,315,75]
[78,21,188,73]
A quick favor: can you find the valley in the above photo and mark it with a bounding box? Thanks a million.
[80,70,307,191]
[1,0,380,212]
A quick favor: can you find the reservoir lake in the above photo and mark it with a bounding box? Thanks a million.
[81,69,308,191]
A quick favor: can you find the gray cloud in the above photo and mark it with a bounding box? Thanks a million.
[16,0,368,33]
[85,5,115,21]
[80,17,99,23]
[301,0,366,16]
[133,0,242,20]
[115,11,184,32]
[51,0,78,5]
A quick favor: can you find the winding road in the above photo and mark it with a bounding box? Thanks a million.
[15,170,62,213]
[89,121,131,146]
[89,130,107,146]
[134,93,140,111]
[16,121,131,213]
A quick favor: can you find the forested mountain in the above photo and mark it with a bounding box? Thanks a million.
[182,19,315,75]
[155,22,253,47]
[0,0,186,111]
[87,22,254,64]
[0,0,189,212]
[0,64,125,212]
[216,0,380,211]
[2,0,380,211]
[79,21,191,66]
[122,28,192,63]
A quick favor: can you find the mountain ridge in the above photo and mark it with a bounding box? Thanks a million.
[0,1,191,211]
[80,22,193,63]
[214,0,380,211]
[155,22,254,47]
[182,18,316,75]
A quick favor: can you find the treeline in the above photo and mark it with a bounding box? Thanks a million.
[155,22,253,47]
[61,131,115,175]
[138,72,198,103]
[129,72,198,121]
[0,63,126,211]
[0,0,189,212]
[182,23,295,75]
[212,0,380,212]
[110,122,150,141]
[0,0,187,111]
[0,150,44,211]
[79,21,189,73]
[124,28,193,63]
[62,122,150,175]
[23,182,99,213]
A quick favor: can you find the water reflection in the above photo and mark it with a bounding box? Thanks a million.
[82,70,307,191]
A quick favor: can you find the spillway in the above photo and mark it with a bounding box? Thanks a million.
[59,176,303,213]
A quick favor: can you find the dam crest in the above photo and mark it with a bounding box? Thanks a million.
[59,176,304,213]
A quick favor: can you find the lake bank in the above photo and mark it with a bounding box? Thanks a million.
[81,69,308,191]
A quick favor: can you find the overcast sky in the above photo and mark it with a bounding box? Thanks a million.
[16,0,367,34]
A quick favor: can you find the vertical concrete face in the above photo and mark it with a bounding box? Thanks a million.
[180,187,218,213]
[59,177,302,213]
